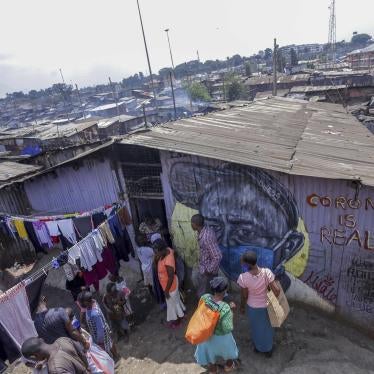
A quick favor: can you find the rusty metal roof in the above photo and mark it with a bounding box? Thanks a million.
[290,85,346,93]
[120,97,374,186]
[0,162,42,184]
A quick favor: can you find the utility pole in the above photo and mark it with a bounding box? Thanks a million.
[58,67,70,122]
[136,0,158,114]
[142,104,148,128]
[109,77,120,118]
[272,38,278,96]
[75,84,86,119]
[164,28,175,70]
[222,73,226,101]
[59,68,66,85]
[185,64,193,111]
[169,71,177,120]
[197,50,200,63]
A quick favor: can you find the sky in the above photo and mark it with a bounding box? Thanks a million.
[0,0,373,97]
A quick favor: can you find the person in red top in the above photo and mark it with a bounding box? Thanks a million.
[154,239,185,328]
[191,214,223,297]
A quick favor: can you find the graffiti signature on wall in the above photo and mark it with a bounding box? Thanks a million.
[304,271,338,304]
[345,257,374,314]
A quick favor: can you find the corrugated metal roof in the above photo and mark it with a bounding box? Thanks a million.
[0,120,98,140]
[245,74,310,86]
[97,115,136,129]
[347,43,374,56]
[0,162,42,183]
[120,97,374,186]
[290,85,346,93]
[0,139,115,189]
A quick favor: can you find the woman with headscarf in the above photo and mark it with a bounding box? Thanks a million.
[153,238,185,328]
[237,251,280,357]
[195,276,239,373]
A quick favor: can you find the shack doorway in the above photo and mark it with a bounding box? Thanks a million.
[117,144,170,244]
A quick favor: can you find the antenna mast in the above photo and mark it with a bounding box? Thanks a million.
[328,0,336,65]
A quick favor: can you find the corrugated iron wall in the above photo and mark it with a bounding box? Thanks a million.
[160,150,374,332]
[0,185,31,215]
[24,158,120,213]
[0,185,34,268]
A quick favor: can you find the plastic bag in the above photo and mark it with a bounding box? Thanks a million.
[185,298,220,345]
[87,343,115,374]
[82,330,114,374]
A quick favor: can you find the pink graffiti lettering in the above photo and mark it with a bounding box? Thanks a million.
[304,271,338,303]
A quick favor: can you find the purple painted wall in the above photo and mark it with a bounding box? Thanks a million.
[160,151,374,330]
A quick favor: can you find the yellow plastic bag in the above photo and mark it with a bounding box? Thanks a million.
[185,298,220,345]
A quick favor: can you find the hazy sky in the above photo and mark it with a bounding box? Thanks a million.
[0,0,373,96]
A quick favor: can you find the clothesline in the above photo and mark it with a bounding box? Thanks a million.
[18,202,132,289]
[0,202,118,223]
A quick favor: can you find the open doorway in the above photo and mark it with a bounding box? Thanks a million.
[129,197,171,245]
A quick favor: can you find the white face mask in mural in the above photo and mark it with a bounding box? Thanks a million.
[169,162,304,289]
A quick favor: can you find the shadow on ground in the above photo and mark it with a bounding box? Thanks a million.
[8,260,374,374]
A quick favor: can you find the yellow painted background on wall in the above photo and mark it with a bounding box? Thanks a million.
[285,218,310,278]
[170,202,199,267]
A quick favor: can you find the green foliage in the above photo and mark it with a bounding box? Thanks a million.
[264,48,273,60]
[224,74,244,101]
[277,50,286,72]
[245,62,252,77]
[351,33,372,45]
[290,48,298,67]
[186,82,211,102]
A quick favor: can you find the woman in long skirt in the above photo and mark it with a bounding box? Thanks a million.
[153,239,185,328]
[237,251,280,357]
[195,276,239,373]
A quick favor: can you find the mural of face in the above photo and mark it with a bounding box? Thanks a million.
[169,161,304,285]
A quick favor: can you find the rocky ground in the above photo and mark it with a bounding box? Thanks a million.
[7,259,374,374]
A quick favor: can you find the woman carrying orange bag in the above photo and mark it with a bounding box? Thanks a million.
[194,277,239,373]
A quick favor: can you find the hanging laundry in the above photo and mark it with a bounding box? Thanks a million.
[73,216,93,239]
[13,220,28,240]
[92,229,105,252]
[82,261,108,291]
[24,221,46,254]
[99,222,115,244]
[118,206,132,226]
[5,217,17,238]
[92,212,106,228]
[25,272,48,315]
[32,221,53,249]
[102,246,118,275]
[74,236,103,271]
[63,262,79,281]
[0,283,37,349]
[45,221,60,237]
[57,219,77,244]
[0,219,10,237]
[104,206,115,218]
[60,234,74,251]
[0,323,20,363]
[108,214,123,238]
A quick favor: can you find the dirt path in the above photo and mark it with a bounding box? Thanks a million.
[7,261,374,374]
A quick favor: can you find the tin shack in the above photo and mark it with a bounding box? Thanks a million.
[119,97,374,331]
